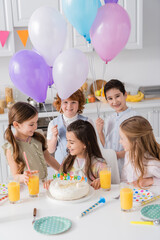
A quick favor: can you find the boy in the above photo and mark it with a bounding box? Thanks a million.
[96,79,138,175]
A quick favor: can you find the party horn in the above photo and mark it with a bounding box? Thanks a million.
[79,197,106,218]
[141,195,160,206]
[130,221,154,225]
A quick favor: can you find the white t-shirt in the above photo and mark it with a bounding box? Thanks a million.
[121,152,160,185]
[103,107,138,174]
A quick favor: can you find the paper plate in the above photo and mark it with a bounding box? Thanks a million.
[0,183,8,195]
[141,204,160,220]
[133,188,153,202]
[34,216,72,235]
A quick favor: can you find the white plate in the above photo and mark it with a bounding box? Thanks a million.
[133,188,154,203]
[0,183,8,195]
[47,186,95,204]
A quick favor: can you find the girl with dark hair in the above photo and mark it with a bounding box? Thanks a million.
[2,102,60,184]
[45,120,107,190]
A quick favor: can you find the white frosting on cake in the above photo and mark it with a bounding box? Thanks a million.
[49,179,90,201]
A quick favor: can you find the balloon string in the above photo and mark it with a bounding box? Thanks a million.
[89,54,100,118]
[102,62,107,80]
[42,103,51,122]
[50,85,56,112]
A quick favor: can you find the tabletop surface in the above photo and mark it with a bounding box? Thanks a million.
[0,184,160,240]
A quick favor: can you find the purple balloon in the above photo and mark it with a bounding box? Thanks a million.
[9,50,49,102]
[104,0,118,3]
[32,48,54,86]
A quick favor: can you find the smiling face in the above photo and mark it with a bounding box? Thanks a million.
[14,114,38,140]
[106,88,127,113]
[61,98,79,118]
[66,131,86,158]
[119,128,131,152]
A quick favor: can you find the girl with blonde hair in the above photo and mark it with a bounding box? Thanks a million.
[120,116,160,187]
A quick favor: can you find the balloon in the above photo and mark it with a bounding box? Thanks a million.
[28,6,67,66]
[9,50,49,102]
[48,67,54,87]
[53,48,89,99]
[90,3,131,63]
[32,48,53,86]
[105,0,118,3]
[62,0,101,43]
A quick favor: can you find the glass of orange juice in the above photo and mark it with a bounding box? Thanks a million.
[100,166,111,191]
[8,180,20,204]
[28,171,39,197]
[120,183,133,212]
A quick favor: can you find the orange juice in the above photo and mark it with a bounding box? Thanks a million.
[100,168,111,190]
[120,187,133,211]
[8,181,20,203]
[28,174,39,197]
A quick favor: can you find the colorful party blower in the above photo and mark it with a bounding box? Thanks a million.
[90,3,131,63]
[79,197,106,218]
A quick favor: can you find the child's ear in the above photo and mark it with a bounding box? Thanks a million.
[13,121,19,129]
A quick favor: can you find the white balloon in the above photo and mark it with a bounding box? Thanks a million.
[53,48,89,99]
[28,6,67,66]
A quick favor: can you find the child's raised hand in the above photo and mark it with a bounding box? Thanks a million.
[96,118,104,134]
[90,178,101,190]
[51,125,58,138]
[43,179,53,190]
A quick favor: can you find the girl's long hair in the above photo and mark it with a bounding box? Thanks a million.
[62,120,103,181]
[120,116,160,182]
[4,102,46,173]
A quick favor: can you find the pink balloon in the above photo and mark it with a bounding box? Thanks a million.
[90,3,131,63]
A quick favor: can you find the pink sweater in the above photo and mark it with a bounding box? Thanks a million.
[121,152,160,185]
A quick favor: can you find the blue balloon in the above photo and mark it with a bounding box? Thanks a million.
[62,0,101,43]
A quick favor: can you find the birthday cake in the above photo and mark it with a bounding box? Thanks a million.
[49,178,90,201]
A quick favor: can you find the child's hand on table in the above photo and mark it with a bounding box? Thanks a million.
[132,177,153,188]
[90,178,101,190]
[43,179,53,190]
